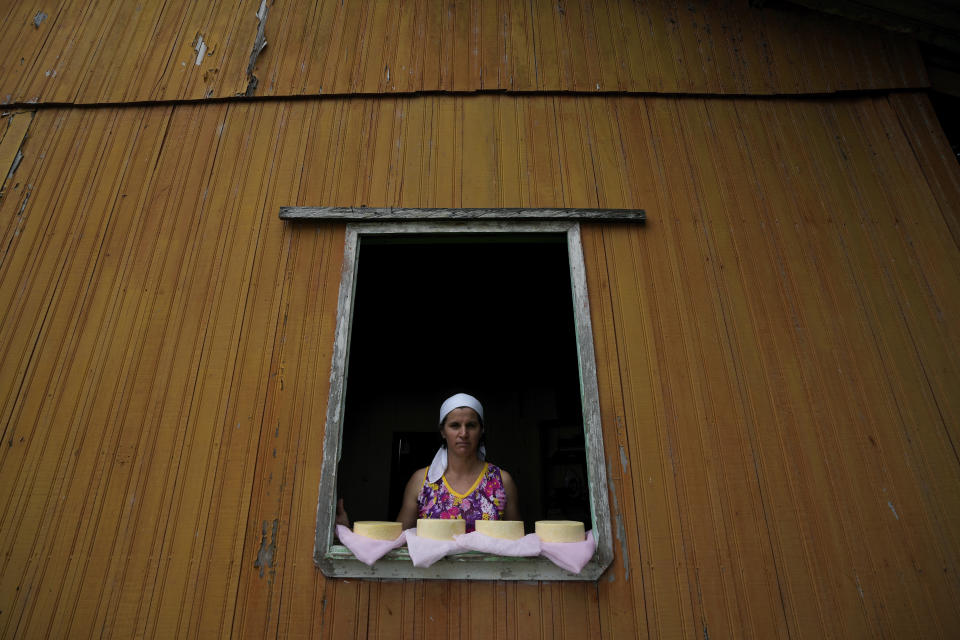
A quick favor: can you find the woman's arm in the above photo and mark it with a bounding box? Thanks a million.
[335,498,350,527]
[501,469,521,521]
[396,467,426,530]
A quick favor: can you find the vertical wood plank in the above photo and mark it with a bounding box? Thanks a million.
[887,93,960,249]
[462,95,500,208]
[579,222,647,640]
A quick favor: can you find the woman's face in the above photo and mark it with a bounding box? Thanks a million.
[441,407,483,456]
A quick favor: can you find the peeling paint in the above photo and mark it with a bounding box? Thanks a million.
[888,501,899,520]
[7,150,22,180]
[194,34,207,65]
[244,0,269,96]
[607,461,629,579]
[33,11,47,28]
[254,519,279,578]
[854,572,865,600]
[17,186,31,218]
[618,444,628,472]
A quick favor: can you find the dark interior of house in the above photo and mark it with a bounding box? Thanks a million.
[930,90,960,164]
[337,233,592,532]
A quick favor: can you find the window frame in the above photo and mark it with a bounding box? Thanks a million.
[313,219,614,580]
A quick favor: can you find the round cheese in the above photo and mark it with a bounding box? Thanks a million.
[475,520,525,540]
[535,520,585,543]
[352,521,402,541]
[416,518,466,540]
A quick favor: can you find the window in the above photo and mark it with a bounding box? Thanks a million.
[310,217,617,580]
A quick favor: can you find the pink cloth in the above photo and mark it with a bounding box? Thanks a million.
[454,531,541,556]
[405,530,464,567]
[338,524,597,573]
[336,525,406,566]
[538,530,597,574]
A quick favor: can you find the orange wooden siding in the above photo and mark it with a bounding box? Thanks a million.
[0,0,925,105]
[1,93,958,638]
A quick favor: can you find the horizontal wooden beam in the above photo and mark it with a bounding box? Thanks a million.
[280,206,646,222]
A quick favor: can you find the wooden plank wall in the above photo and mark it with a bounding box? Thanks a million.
[0,0,925,104]
[0,93,958,638]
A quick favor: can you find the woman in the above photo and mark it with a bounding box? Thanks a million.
[335,393,520,531]
[396,393,520,531]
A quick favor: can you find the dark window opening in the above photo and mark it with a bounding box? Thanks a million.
[337,234,590,534]
[929,90,960,165]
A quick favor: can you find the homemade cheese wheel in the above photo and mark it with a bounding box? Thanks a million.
[475,520,525,540]
[352,521,402,541]
[535,520,585,543]
[416,518,466,540]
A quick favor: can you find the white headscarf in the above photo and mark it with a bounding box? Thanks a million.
[438,393,484,424]
[427,393,486,482]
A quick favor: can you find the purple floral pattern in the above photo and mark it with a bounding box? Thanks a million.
[417,463,506,532]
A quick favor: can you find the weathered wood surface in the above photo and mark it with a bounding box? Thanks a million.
[0,93,958,638]
[281,206,646,221]
[0,0,925,104]
[0,112,31,188]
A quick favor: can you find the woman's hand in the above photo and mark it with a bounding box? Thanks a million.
[335,498,350,527]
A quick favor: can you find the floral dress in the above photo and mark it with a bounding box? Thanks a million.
[417,463,506,532]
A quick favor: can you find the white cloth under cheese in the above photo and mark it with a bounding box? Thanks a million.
[454,530,542,556]
[405,528,461,567]
[539,530,597,573]
[336,524,407,566]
